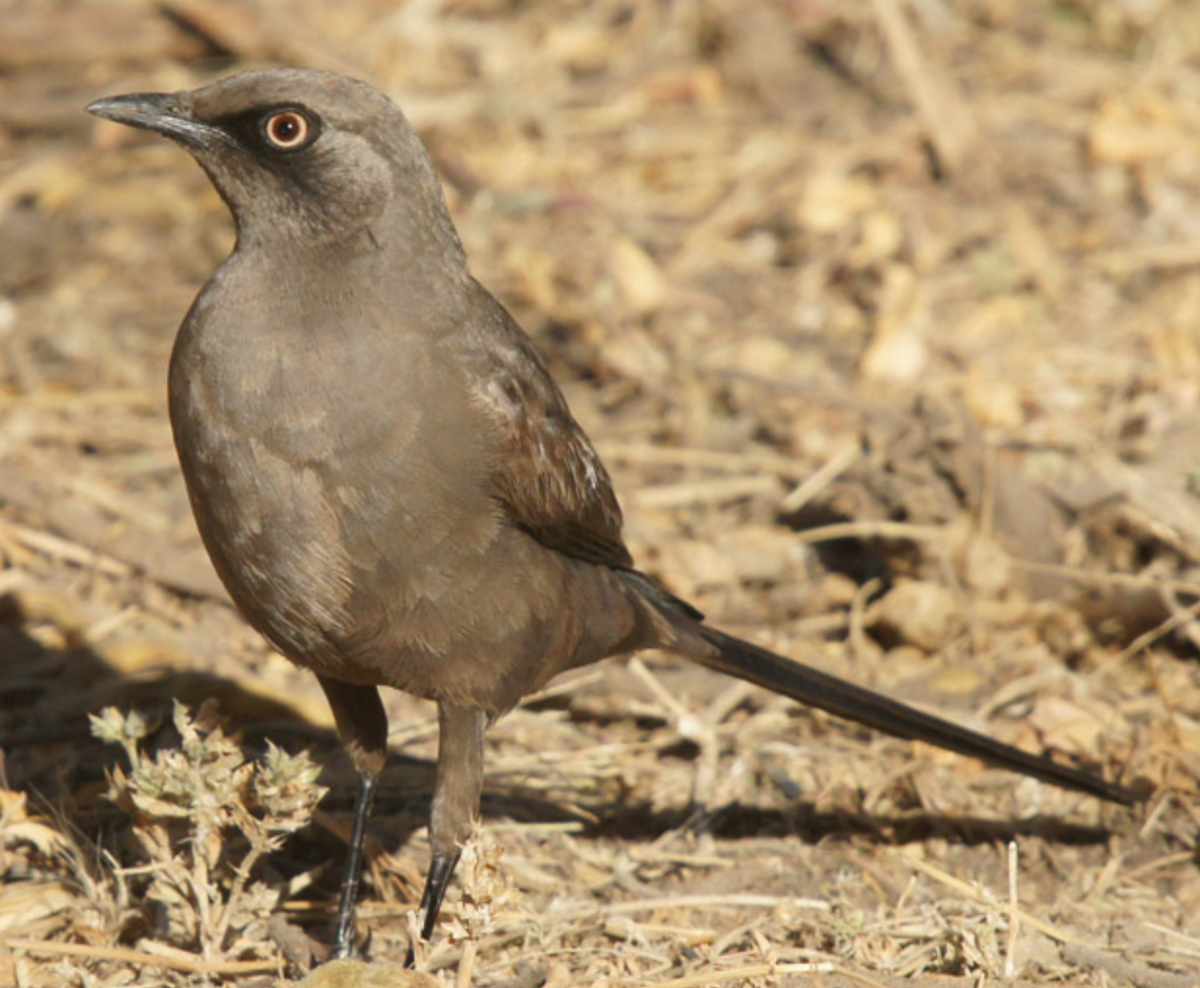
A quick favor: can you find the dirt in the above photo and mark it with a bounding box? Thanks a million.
[2,1,1199,986]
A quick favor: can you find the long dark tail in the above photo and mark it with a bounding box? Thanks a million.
[690,624,1140,805]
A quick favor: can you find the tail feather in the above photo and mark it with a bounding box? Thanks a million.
[690,624,1139,806]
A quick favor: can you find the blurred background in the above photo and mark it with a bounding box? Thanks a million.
[2,1,1199,985]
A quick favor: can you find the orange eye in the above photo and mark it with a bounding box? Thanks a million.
[264,111,310,150]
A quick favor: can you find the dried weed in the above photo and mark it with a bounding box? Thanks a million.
[90,700,325,967]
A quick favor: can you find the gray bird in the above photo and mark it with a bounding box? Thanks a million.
[87,69,1139,963]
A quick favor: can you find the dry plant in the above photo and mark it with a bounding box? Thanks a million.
[440,824,518,988]
[89,699,327,967]
[0,788,70,875]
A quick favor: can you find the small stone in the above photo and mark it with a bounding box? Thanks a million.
[297,959,437,988]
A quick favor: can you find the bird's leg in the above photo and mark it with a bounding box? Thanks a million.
[317,676,389,960]
[416,850,459,941]
[331,769,378,957]
[405,702,487,963]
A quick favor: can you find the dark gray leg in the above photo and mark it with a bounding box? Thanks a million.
[405,702,487,965]
[317,676,388,960]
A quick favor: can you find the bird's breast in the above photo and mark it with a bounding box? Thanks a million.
[165,265,485,682]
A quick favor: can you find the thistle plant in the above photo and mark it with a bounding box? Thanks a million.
[90,699,326,963]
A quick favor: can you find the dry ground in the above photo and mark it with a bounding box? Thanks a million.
[2,0,1200,985]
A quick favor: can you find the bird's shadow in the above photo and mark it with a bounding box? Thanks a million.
[307,735,1123,867]
[0,594,1122,921]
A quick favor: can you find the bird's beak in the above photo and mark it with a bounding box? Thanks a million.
[86,92,224,150]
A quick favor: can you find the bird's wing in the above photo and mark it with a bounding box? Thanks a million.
[458,292,634,570]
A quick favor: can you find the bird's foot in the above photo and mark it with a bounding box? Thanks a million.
[329,923,370,962]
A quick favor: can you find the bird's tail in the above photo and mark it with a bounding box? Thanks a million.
[687,623,1139,805]
[614,567,1139,805]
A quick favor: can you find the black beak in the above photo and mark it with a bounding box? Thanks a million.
[86,92,224,150]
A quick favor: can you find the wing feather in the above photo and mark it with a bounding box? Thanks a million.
[457,289,633,569]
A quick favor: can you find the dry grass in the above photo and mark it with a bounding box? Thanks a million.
[3,0,1200,985]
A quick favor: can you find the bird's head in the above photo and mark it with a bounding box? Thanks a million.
[88,69,464,262]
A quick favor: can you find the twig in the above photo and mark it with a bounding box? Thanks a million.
[632,961,833,988]
[0,468,226,599]
[794,520,947,544]
[595,441,806,478]
[3,938,278,975]
[1005,840,1019,980]
[457,939,477,988]
[549,893,829,923]
[1113,594,1200,664]
[1123,850,1193,881]
[487,820,585,834]
[1061,943,1199,988]
[896,850,1086,946]
[1162,583,1200,657]
[0,518,131,578]
[631,475,780,510]
[849,576,882,665]
[1094,242,1200,274]
[780,443,860,513]
[0,388,157,411]
[870,0,977,174]
[1011,558,1200,598]
[1143,922,1200,953]
[628,657,719,810]
[519,668,606,705]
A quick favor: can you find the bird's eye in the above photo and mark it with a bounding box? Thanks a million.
[263,110,312,150]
